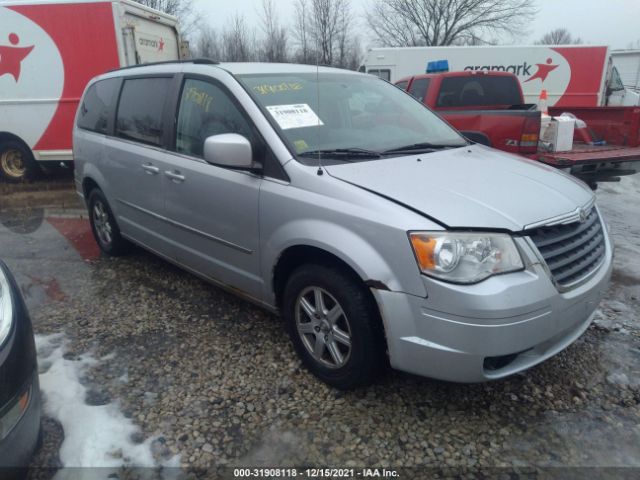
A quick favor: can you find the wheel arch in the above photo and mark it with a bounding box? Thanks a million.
[273,245,374,310]
[0,132,35,161]
[459,130,492,147]
[0,132,39,181]
[272,243,390,357]
[78,163,112,204]
[82,176,101,199]
[0,132,33,152]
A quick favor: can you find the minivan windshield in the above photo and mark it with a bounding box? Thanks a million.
[238,72,467,161]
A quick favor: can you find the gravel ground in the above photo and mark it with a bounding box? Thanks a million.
[0,173,638,479]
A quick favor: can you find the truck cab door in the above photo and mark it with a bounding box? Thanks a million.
[179,40,191,60]
[122,27,139,66]
[606,67,639,107]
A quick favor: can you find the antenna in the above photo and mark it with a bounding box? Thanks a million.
[315,23,323,176]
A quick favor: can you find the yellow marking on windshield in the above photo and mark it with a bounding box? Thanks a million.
[293,140,309,152]
[254,83,303,95]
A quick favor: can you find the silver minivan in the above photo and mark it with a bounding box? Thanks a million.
[73,61,612,389]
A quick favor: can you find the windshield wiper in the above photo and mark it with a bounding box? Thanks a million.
[382,142,466,154]
[298,148,383,160]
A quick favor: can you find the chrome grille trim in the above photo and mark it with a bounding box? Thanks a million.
[524,197,596,230]
[528,208,606,289]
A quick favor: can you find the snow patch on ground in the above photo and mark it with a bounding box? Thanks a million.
[36,334,180,475]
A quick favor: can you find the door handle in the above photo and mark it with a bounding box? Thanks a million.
[142,164,160,175]
[165,170,186,183]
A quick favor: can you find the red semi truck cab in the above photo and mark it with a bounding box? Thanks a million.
[397,70,640,186]
[0,0,184,182]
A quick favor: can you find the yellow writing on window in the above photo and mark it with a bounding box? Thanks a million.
[253,83,303,95]
[185,87,214,112]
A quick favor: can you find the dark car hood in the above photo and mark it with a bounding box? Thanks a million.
[324,144,594,231]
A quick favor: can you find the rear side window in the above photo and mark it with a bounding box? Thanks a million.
[116,77,171,146]
[368,69,391,82]
[436,76,521,107]
[77,79,119,134]
[408,78,431,103]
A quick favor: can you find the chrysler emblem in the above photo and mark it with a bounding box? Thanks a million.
[579,208,588,223]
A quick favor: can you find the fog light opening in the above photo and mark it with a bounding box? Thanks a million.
[483,348,532,372]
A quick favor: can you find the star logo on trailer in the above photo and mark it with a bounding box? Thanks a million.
[524,58,559,84]
[0,33,34,81]
[158,38,165,52]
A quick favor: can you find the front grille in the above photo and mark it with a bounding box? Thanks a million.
[529,208,606,288]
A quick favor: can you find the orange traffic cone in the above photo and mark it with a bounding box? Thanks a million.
[538,89,549,115]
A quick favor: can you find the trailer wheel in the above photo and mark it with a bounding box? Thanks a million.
[0,141,39,183]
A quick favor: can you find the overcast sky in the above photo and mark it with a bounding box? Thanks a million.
[192,0,640,50]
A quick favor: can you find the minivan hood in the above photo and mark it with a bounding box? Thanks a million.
[324,145,594,231]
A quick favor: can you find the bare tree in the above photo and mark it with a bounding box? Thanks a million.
[292,0,313,64]
[627,39,640,50]
[221,14,256,62]
[132,0,198,37]
[195,26,221,60]
[536,28,582,45]
[366,0,537,47]
[132,0,189,16]
[312,0,351,65]
[292,0,358,68]
[258,0,289,62]
[342,35,365,71]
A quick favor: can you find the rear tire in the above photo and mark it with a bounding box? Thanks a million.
[0,141,40,183]
[283,264,385,390]
[87,189,130,256]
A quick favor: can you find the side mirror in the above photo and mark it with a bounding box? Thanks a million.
[203,134,253,169]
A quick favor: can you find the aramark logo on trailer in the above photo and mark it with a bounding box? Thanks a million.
[138,36,165,52]
[0,33,34,81]
[0,7,64,147]
[524,58,559,83]
[461,48,571,106]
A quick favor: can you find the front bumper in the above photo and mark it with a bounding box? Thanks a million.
[374,231,613,383]
[0,373,41,468]
[0,261,41,468]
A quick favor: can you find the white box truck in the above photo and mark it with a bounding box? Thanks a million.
[0,0,185,182]
[612,49,640,93]
[363,45,640,109]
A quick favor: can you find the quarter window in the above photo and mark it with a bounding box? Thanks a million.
[408,78,431,103]
[610,67,624,91]
[176,79,254,158]
[116,77,171,146]
[77,78,119,134]
[367,69,391,82]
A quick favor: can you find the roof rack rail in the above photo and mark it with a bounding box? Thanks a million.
[109,58,219,72]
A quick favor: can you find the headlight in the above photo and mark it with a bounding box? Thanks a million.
[409,232,524,284]
[0,266,14,347]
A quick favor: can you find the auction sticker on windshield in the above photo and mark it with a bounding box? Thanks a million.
[266,104,324,130]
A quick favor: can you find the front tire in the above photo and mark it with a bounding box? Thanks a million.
[87,189,130,256]
[0,141,40,183]
[283,264,385,389]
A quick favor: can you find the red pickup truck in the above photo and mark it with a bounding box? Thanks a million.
[396,71,640,187]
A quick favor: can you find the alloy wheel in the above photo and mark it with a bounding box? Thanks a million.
[93,201,113,246]
[295,286,352,369]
